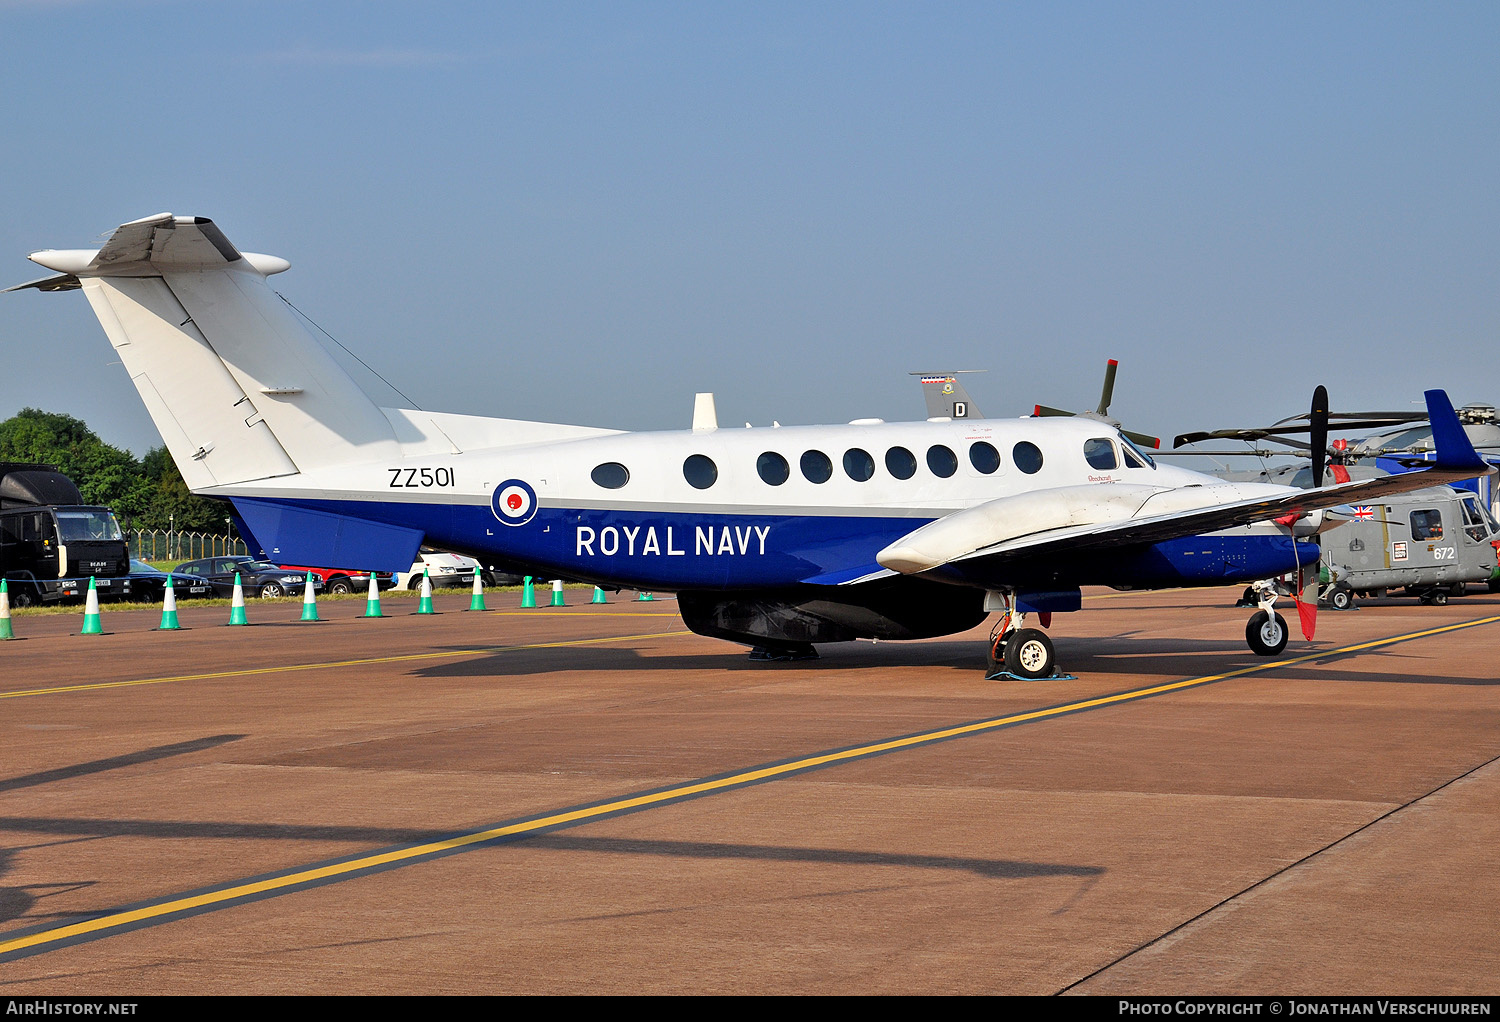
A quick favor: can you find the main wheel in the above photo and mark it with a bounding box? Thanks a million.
[1448,582,1466,597]
[9,587,36,608]
[1431,590,1449,606]
[1245,610,1289,656]
[260,581,284,599]
[327,577,354,595]
[1328,585,1352,611]
[1003,628,1056,679]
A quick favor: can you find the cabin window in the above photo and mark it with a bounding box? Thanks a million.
[885,446,917,480]
[1410,509,1443,541]
[927,445,958,478]
[1013,441,1043,474]
[801,450,833,484]
[590,462,630,489]
[843,448,875,482]
[1084,438,1118,471]
[757,452,790,486]
[683,454,718,490]
[969,441,1000,474]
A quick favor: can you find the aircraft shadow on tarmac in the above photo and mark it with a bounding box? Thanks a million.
[409,628,1499,684]
[0,735,246,795]
[0,825,1105,928]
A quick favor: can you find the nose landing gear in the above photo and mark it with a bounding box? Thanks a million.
[1243,580,1290,657]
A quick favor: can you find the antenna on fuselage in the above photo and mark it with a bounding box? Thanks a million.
[693,393,718,432]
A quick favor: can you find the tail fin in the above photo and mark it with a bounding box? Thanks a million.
[912,371,984,420]
[1425,389,1490,474]
[14,214,397,489]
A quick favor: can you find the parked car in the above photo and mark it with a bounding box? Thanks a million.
[124,559,215,602]
[393,547,485,589]
[274,564,397,595]
[172,556,326,599]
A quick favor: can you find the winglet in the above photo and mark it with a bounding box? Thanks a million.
[1425,390,1488,472]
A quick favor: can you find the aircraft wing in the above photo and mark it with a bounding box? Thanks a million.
[879,390,1494,580]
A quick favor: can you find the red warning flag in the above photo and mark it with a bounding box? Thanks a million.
[1294,593,1318,641]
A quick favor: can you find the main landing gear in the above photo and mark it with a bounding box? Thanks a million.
[984,592,1064,681]
[748,642,819,662]
[1242,580,1290,657]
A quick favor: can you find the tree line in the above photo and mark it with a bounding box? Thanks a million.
[0,408,232,534]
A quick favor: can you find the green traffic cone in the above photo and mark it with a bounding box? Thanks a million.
[157,575,181,630]
[228,572,249,625]
[0,580,14,640]
[591,586,607,604]
[550,579,566,607]
[363,573,385,618]
[80,577,103,635]
[637,591,655,602]
[520,575,537,609]
[468,567,487,611]
[415,568,435,615]
[299,572,320,621]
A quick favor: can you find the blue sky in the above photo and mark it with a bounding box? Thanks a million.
[2,1,1496,456]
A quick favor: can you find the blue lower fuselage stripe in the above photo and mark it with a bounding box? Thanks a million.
[243,497,1315,592]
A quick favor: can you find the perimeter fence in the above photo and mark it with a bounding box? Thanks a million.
[128,529,248,563]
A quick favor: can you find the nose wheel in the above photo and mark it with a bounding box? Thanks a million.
[1245,609,1289,656]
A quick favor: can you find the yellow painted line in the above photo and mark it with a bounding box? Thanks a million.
[0,630,692,701]
[4,612,1498,961]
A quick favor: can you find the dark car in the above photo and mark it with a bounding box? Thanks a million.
[125,559,216,602]
[173,556,326,599]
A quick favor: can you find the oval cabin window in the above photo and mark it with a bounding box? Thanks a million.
[683,454,718,490]
[591,462,630,489]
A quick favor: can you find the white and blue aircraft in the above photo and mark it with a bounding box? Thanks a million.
[12,214,1494,677]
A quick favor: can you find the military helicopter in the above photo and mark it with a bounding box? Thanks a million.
[1169,389,1500,606]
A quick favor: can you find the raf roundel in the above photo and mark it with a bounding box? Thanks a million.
[491,479,539,527]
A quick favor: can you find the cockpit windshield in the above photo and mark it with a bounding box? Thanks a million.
[54,510,123,543]
[1462,496,1498,539]
[1119,433,1156,469]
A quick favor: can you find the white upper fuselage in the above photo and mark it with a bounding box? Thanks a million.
[202,413,1276,520]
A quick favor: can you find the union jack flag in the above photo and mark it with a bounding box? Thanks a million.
[1350,506,1375,520]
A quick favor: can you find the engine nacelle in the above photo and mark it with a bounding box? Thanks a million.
[678,580,987,646]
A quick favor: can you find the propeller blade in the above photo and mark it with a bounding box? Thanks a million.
[1096,359,1118,416]
[1310,385,1330,489]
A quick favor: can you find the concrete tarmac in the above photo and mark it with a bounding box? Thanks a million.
[0,586,1497,994]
